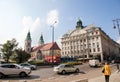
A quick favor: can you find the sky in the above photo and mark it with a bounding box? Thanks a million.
[0,0,120,48]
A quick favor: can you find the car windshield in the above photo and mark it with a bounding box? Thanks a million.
[58,64,65,68]
[15,64,23,68]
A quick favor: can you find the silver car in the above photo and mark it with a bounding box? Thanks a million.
[53,64,79,74]
[0,63,31,78]
[20,63,37,70]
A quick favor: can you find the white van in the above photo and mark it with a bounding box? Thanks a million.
[89,59,100,67]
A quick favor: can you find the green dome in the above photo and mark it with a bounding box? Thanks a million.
[76,18,83,29]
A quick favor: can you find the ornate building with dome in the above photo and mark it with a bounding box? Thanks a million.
[61,19,120,61]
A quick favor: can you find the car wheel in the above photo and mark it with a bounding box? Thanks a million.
[31,67,34,70]
[19,72,27,77]
[75,69,79,73]
[0,73,4,79]
[61,70,66,74]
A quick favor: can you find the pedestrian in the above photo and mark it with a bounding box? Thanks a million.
[102,61,111,82]
[116,63,120,73]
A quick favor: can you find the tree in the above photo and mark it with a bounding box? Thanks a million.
[11,48,31,63]
[1,39,18,63]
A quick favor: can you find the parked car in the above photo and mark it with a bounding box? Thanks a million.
[19,63,37,70]
[0,63,31,78]
[114,57,120,63]
[89,59,101,67]
[53,64,79,74]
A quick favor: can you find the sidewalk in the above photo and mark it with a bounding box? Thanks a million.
[89,71,120,82]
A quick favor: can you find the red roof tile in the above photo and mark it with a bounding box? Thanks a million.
[32,42,60,52]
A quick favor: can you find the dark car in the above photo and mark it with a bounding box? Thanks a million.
[114,57,120,63]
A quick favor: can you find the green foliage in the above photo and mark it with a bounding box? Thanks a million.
[62,61,82,65]
[1,39,18,63]
[12,48,31,63]
[28,60,44,66]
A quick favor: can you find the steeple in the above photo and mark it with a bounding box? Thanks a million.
[25,31,31,41]
[38,34,44,45]
[24,31,32,53]
[76,18,83,29]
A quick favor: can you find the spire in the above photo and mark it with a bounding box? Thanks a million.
[26,31,31,41]
[24,30,32,53]
[38,34,44,45]
[76,18,83,29]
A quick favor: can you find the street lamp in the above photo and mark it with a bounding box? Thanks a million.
[51,21,57,67]
[112,19,120,36]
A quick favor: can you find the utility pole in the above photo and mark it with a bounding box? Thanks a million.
[51,21,57,67]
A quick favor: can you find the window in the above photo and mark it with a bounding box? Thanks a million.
[97,42,99,47]
[93,48,96,52]
[96,37,99,40]
[1,65,10,68]
[89,43,91,48]
[9,65,17,68]
[80,40,82,42]
[96,31,98,34]
[27,43,30,46]
[65,65,73,68]
[93,43,95,47]
[98,48,100,52]
[89,49,91,52]
[84,39,86,42]
[88,38,90,41]
[1,65,16,68]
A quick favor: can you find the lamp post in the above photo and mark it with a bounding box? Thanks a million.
[112,19,120,36]
[51,21,57,67]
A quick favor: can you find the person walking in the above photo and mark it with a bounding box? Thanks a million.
[102,61,111,82]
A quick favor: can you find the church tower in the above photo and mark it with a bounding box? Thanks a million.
[24,31,32,53]
[38,34,44,45]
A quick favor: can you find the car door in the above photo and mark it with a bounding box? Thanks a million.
[64,65,75,72]
[64,65,70,72]
[1,65,19,75]
[68,65,75,72]
[0,65,11,75]
[9,65,21,75]
[6,65,21,75]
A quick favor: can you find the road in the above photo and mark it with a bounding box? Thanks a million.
[0,63,117,81]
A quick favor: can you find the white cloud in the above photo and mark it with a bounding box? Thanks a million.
[18,9,60,48]
[47,9,59,27]
[18,16,41,48]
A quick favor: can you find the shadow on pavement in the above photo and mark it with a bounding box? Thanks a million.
[0,75,40,80]
[57,71,86,76]
[79,71,86,74]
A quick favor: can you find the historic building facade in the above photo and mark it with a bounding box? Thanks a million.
[61,19,120,61]
[24,32,61,60]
